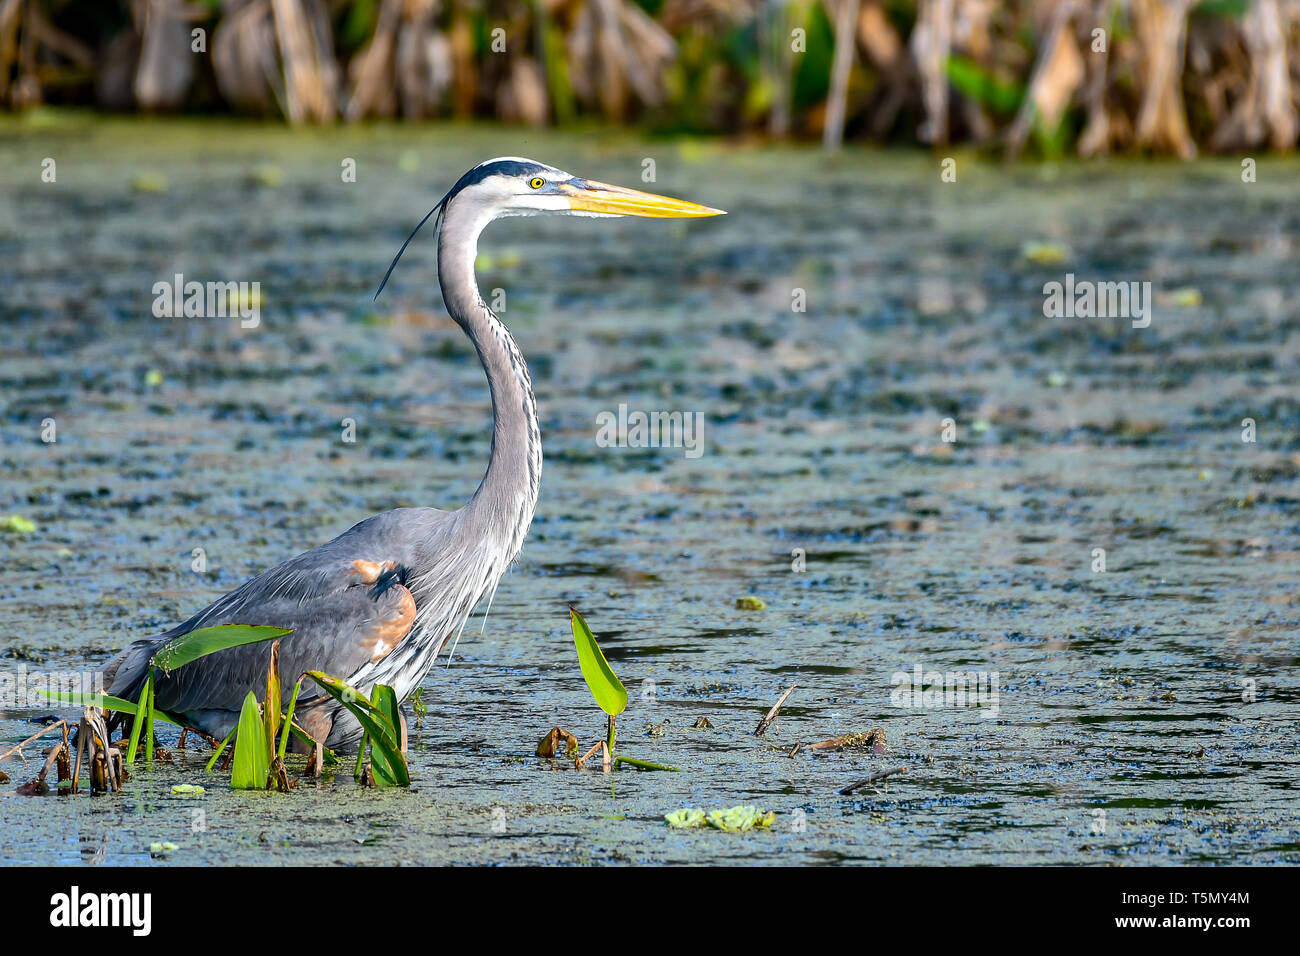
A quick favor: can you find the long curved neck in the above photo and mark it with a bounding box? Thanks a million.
[437,204,541,566]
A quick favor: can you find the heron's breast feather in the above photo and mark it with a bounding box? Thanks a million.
[362,583,417,662]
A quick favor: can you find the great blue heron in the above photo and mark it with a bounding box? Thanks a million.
[102,157,723,751]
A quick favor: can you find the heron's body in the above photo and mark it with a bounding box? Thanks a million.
[102,157,721,750]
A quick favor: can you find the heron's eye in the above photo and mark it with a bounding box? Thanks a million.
[529,177,545,189]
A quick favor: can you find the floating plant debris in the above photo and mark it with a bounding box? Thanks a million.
[666,806,775,831]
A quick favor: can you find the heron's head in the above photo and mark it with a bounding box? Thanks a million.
[376,157,724,299]
[441,156,727,221]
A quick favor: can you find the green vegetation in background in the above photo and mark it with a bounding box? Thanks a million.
[12,0,1296,158]
[945,56,1023,115]
[791,2,835,116]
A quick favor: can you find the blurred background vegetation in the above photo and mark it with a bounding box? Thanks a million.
[2,0,1298,156]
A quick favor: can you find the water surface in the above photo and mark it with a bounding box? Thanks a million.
[1,118,1297,865]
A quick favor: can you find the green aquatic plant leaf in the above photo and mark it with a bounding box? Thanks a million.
[372,684,401,737]
[569,608,627,718]
[231,692,270,790]
[38,689,136,712]
[278,679,301,763]
[354,732,368,782]
[152,625,292,674]
[665,808,706,828]
[368,684,406,786]
[664,805,774,831]
[37,687,189,741]
[706,806,775,832]
[144,669,156,763]
[614,755,679,772]
[125,670,151,764]
[0,514,36,534]
[304,672,409,787]
[205,726,236,773]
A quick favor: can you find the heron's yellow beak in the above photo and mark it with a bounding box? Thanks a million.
[561,179,725,219]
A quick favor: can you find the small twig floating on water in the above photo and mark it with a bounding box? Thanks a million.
[838,765,910,795]
[754,684,796,736]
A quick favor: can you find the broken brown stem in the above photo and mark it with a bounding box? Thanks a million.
[754,684,796,736]
[38,740,65,784]
[575,741,602,770]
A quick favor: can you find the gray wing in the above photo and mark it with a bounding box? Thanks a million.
[103,508,443,730]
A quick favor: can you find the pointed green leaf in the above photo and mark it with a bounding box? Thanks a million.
[125,671,151,764]
[369,685,405,786]
[278,679,301,763]
[36,688,183,730]
[231,692,270,789]
[152,625,292,674]
[570,608,627,717]
[144,668,156,763]
[372,684,401,734]
[39,690,142,716]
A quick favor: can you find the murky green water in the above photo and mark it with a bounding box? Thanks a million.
[1,116,1297,865]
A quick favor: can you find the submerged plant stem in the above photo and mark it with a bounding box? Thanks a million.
[355,733,368,781]
[613,756,679,772]
[278,679,302,762]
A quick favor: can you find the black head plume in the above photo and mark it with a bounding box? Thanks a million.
[373,159,547,301]
[373,197,447,301]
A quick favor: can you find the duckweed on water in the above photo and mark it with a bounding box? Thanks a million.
[4,126,1298,863]
[665,806,776,832]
